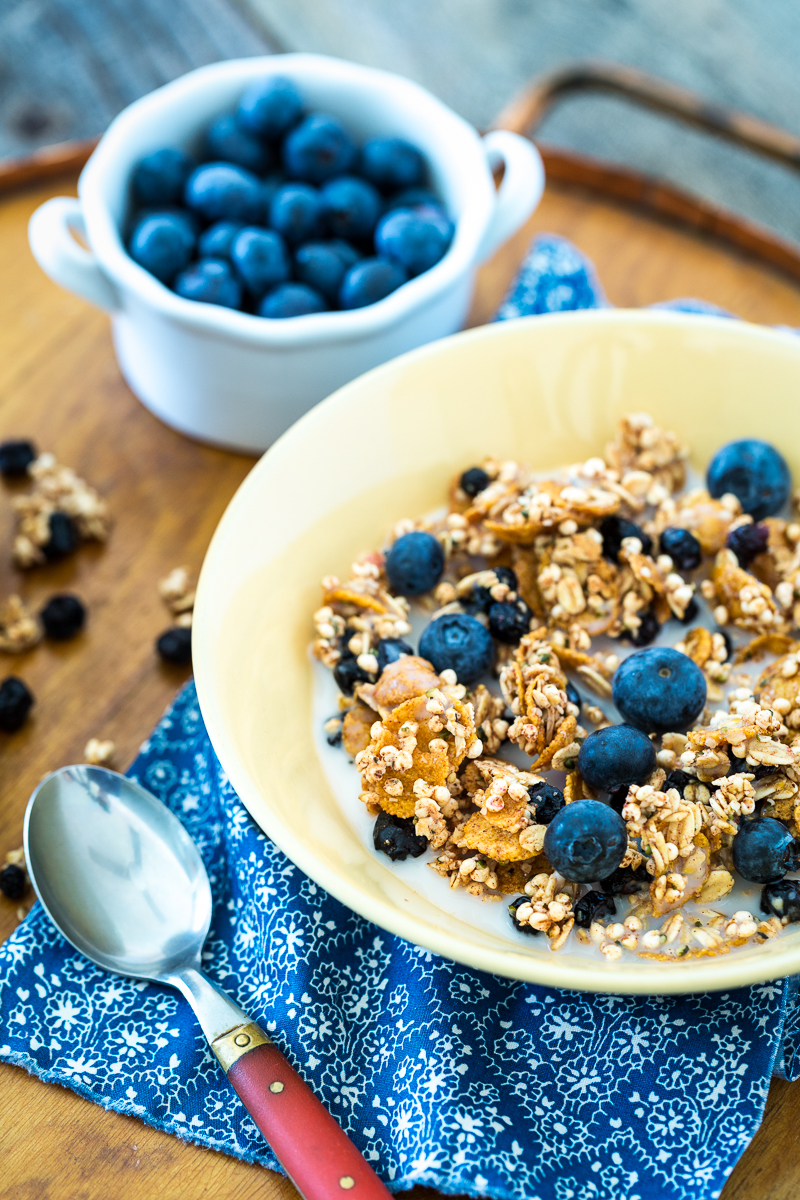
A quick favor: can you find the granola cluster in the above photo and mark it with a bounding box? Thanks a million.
[311,412,800,962]
[13,453,111,568]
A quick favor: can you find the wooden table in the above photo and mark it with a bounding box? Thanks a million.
[1,166,799,1200]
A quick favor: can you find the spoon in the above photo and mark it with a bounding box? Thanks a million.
[24,765,390,1200]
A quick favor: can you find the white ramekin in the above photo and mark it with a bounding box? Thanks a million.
[28,54,544,452]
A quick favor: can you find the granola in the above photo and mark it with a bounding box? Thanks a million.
[311,414,800,962]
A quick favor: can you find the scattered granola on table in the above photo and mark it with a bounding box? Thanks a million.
[311,416,800,962]
[12,452,111,568]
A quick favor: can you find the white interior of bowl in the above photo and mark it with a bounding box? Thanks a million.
[193,308,800,993]
[80,54,495,345]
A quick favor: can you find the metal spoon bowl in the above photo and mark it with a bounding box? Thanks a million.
[24,765,389,1200]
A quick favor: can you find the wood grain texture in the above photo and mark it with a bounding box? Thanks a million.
[0,168,799,1199]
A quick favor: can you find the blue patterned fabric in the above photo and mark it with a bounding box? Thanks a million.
[2,235,799,1200]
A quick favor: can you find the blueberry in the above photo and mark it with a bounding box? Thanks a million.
[665,769,694,796]
[204,115,272,174]
[268,184,324,245]
[599,861,651,895]
[0,676,34,732]
[294,242,348,301]
[0,440,35,476]
[131,148,194,206]
[184,162,264,223]
[623,609,660,647]
[375,208,452,276]
[419,613,495,684]
[283,113,356,183]
[733,817,799,883]
[527,781,565,824]
[488,599,532,643]
[508,894,540,937]
[761,879,800,923]
[577,724,656,793]
[679,596,700,625]
[40,594,86,640]
[339,258,408,309]
[727,522,770,567]
[156,626,192,664]
[320,176,381,241]
[197,220,243,260]
[0,863,26,900]
[707,439,791,521]
[327,239,361,269]
[612,646,707,734]
[459,467,490,498]
[385,531,444,596]
[231,228,290,297]
[259,283,328,319]
[360,137,425,192]
[174,259,242,309]
[543,799,627,883]
[128,212,195,284]
[376,638,414,673]
[659,526,703,571]
[237,75,305,139]
[385,188,443,213]
[599,515,653,562]
[573,890,617,928]
[373,811,427,861]
[333,651,374,696]
[566,681,582,715]
[43,512,79,560]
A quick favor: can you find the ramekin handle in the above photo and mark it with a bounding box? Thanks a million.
[28,197,119,312]
[477,129,545,264]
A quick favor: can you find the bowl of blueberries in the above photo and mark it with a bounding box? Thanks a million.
[29,54,544,452]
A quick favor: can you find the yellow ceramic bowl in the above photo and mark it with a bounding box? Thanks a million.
[194,308,800,994]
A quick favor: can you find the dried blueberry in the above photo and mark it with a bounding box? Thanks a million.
[573,890,617,928]
[459,467,490,497]
[527,781,565,824]
[508,894,540,936]
[487,598,532,644]
[0,863,26,900]
[0,440,35,477]
[0,676,34,732]
[679,596,700,625]
[333,652,374,696]
[325,720,343,748]
[659,526,702,571]
[373,811,427,861]
[665,769,694,796]
[608,785,628,813]
[599,861,651,895]
[599,516,653,563]
[468,567,518,613]
[623,609,660,647]
[156,626,192,665]
[761,879,800,924]
[376,638,414,673]
[43,512,79,560]
[565,681,582,715]
[727,523,770,567]
[40,594,86,640]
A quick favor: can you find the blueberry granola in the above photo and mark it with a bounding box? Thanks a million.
[312,414,800,961]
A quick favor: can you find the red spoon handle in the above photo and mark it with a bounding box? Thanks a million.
[226,1040,391,1200]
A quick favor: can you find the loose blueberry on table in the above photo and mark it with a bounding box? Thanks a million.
[311,414,800,960]
[126,76,452,316]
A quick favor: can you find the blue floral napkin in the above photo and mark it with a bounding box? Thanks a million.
[2,237,800,1200]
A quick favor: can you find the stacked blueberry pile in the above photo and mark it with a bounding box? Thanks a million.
[126,75,453,317]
